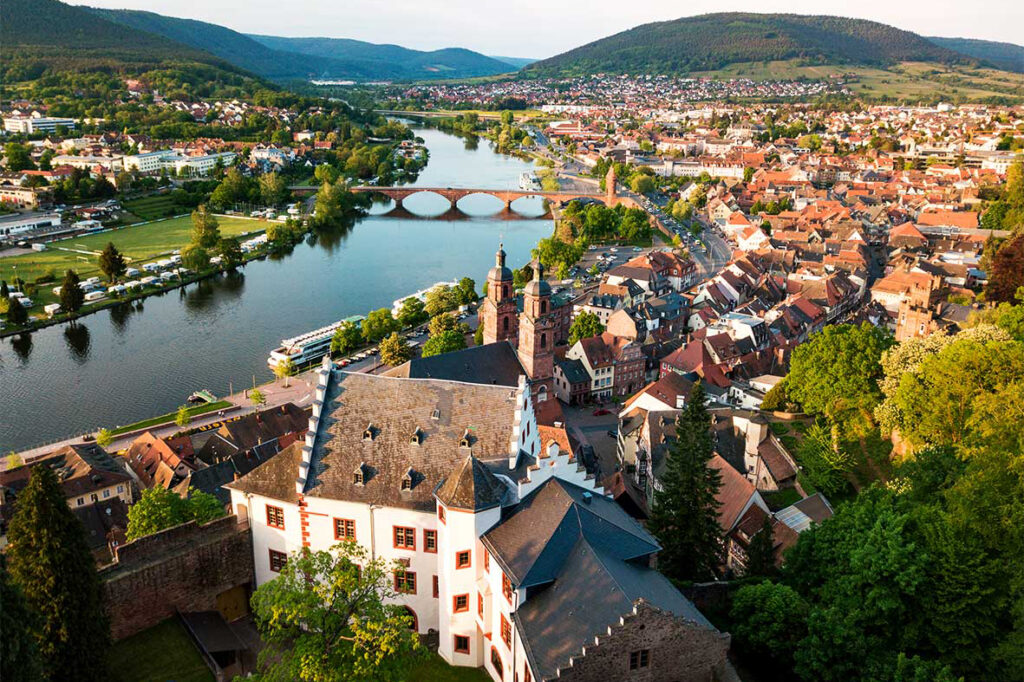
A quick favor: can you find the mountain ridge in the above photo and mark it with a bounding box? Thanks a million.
[926,36,1024,73]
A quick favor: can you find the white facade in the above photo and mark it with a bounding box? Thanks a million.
[3,115,76,134]
[122,151,235,176]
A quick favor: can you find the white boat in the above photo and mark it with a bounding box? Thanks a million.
[390,280,458,316]
[268,314,366,369]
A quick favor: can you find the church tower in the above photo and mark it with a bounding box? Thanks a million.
[517,260,555,397]
[480,243,517,345]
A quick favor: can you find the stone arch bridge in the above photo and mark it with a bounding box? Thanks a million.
[350,185,616,213]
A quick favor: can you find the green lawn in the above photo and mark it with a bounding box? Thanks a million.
[122,195,182,220]
[0,215,262,286]
[110,618,214,682]
[408,653,491,682]
[108,400,233,436]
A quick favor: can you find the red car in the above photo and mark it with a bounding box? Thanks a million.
[592,408,611,416]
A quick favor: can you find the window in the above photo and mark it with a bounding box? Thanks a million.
[394,570,417,594]
[456,550,471,569]
[90,493,98,502]
[77,497,84,506]
[478,592,484,617]
[491,647,504,679]
[483,549,490,572]
[629,649,650,670]
[433,575,439,598]
[502,573,514,602]
[334,518,356,541]
[103,489,110,498]
[540,333,547,348]
[424,529,437,553]
[266,505,285,530]
[453,593,470,613]
[269,549,287,573]
[393,526,416,550]
[403,606,418,631]
[501,614,512,648]
[524,666,531,682]
[438,505,446,524]
[117,485,124,494]
[454,635,470,654]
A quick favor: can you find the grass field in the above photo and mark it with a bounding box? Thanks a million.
[692,60,1024,102]
[0,215,263,285]
[110,619,214,682]
[108,400,233,436]
[122,194,182,220]
[409,654,492,682]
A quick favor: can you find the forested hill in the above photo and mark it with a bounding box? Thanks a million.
[527,13,975,76]
[246,35,515,80]
[1,0,226,70]
[927,37,1024,73]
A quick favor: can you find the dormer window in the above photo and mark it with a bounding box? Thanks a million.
[459,430,473,448]
[401,467,416,492]
[363,424,376,441]
[410,427,424,445]
[431,409,441,421]
[353,463,366,486]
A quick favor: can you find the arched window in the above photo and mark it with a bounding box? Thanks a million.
[540,333,547,349]
[491,646,504,680]
[536,386,549,403]
[503,317,509,331]
[403,606,418,632]
[503,285,509,298]
[540,301,547,315]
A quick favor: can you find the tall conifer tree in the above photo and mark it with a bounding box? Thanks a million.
[745,514,777,578]
[647,381,724,582]
[6,466,110,681]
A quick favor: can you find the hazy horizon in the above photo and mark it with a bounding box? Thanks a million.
[71,1,1023,59]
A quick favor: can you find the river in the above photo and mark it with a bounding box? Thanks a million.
[0,127,551,452]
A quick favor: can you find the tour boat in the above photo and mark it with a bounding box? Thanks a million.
[267,315,366,369]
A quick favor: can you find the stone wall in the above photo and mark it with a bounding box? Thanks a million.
[554,601,731,682]
[100,515,254,640]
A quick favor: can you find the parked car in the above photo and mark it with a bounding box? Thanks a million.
[592,408,611,416]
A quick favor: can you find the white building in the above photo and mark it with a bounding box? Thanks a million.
[3,115,76,134]
[122,150,235,176]
[227,356,730,681]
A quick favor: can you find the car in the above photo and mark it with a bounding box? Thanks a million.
[592,408,611,416]
[633,247,642,252]
[338,359,351,367]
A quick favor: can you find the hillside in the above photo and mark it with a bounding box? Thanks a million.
[89,9,394,81]
[527,13,973,76]
[248,35,515,80]
[490,56,537,69]
[927,36,1024,73]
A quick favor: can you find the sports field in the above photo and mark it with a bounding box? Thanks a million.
[0,215,263,284]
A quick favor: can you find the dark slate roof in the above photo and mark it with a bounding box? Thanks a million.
[230,372,520,512]
[481,477,659,588]
[513,538,715,680]
[391,341,523,387]
[555,358,590,385]
[435,455,510,512]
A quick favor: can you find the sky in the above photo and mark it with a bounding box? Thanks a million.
[72,0,1023,58]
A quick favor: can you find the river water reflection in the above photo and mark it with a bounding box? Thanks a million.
[0,127,550,451]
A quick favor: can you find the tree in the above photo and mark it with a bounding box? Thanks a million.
[760,379,791,411]
[314,163,340,186]
[396,297,428,328]
[331,320,363,355]
[630,174,655,195]
[569,311,605,344]
[249,542,422,682]
[6,466,110,680]
[646,382,723,582]
[745,515,777,577]
[98,242,126,282]
[250,388,266,406]
[455,277,477,305]
[797,420,854,495]
[0,565,44,682]
[95,428,113,448]
[986,233,1024,303]
[474,325,484,346]
[180,243,209,272]
[5,295,28,325]
[209,168,251,208]
[421,329,467,358]
[4,142,35,172]
[787,323,893,433]
[190,204,221,249]
[362,308,399,343]
[259,171,288,206]
[379,332,412,366]
[125,486,225,541]
[275,357,297,386]
[218,237,243,269]
[59,269,85,316]
[175,405,191,427]
[427,313,468,338]
[424,284,459,317]
[730,581,807,671]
